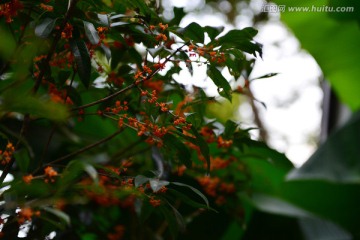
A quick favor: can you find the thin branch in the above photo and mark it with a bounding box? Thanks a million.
[246,87,268,142]
[45,128,124,166]
[39,70,77,168]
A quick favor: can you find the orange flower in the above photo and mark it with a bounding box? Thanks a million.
[0,142,15,165]
[44,166,58,183]
[61,23,73,39]
[0,0,23,23]
[149,197,161,207]
[217,136,233,148]
[18,207,40,224]
[39,3,53,11]
[158,23,168,31]
[22,175,33,184]
[155,33,167,42]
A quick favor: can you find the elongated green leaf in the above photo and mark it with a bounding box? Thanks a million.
[171,182,209,208]
[243,193,314,218]
[207,65,232,101]
[35,18,57,38]
[42,207,71,226]
[167,189,210,209]
[177,22,205,43]
[251,73,278,81]
[70,39,91,88]
[83,21,100,45]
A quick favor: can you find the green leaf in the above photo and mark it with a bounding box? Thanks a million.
[134,175,150,187]
[35,18,57,38]
[0,28,16,60]
[177,22,205,43]
[243,193,314,218]
[96,13,110,26]
[149,179,169,192]
[163,134,192,168]
[14,149,30,173]
[216,28,262,57]
[287,111,360,183]
[70,39,91,88]
[83,21,100,45]
[171,182,209,208]
[204,26,224,40]
[207,65,232,101]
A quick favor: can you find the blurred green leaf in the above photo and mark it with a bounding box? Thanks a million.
[243,193,314,218]
[83,21,100,45]
[70,39,91,88]
[216,28,262,57]
[42,206,71,227]
[273,0,360,110]
[207,65,232,101]
[224,120,238,139]
[0,90,69,121]
[287,111,360,183]
[0,28,16,60]
[171,182,209,208]
[35,18,57,38]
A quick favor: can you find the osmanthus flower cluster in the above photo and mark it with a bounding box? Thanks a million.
[0,0,268,239]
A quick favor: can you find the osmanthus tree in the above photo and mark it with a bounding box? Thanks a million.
[0,0,303,239]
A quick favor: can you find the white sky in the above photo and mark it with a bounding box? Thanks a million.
[164,0,323,166]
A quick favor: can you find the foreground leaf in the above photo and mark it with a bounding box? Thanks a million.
[70,39,91,88]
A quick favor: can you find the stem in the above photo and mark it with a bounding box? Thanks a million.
[71,43,188,111]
